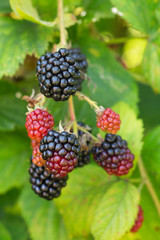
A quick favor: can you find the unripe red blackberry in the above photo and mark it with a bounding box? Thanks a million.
[97,108,121,134]
[131,206,144,232]
[75,122,92,168]
[36,48,81,101]
[31,140,40,149]
[29,160,68,200]
[32,145,45,167]
[69,48,88,90]
[39,130,81,178]
[25,109,54,142]
[92,133,134,176]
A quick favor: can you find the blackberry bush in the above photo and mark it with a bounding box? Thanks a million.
[4,0,160,238]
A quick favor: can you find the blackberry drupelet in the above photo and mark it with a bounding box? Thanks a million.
[25,108,54,142]
[131,206,144,232]
[92,133,134,176]
[29,161,68,200]
[39,130,81,178]
[36,48,81,101]
[69,48,88,90]
[75,122,92,168]
[69,48,88,72]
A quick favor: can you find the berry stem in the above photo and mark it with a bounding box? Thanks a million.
[77,125,99,142]
[75,91,103,114]
[57,0,67,46]
[138,157,160,216]
[68,96,77,135]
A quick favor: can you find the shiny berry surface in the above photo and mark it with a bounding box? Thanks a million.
[36,48,81,101]
[40,130,81,178]
[69,48,88,90]
[29,161,68,200]
[25,109,54,142]
[97,108,121,134]
[92,133,134,176]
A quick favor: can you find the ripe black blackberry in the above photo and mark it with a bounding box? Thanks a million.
[39,130,81,178]
[29,160,68,200]
[92,133,134,176]
[36,48,81,101]
[69,48,88,90]
[75,122,92,168]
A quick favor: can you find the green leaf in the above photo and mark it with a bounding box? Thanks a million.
[2,214,31,240]
[55,165,116,238]
[0,189,31,240]
[111,0,158,34]
[0,81,26,131]
[32,0,57,21]
[0,16,53,78]
[0,0,11,13]
[142,125,160,178]
[113,102,144,170]
[0,222,11,240]
[83,0,114,22]
[19,184,69,240]
[91,181,140,240]
[9,0,56,27]
[120,186,160,240]
[78,36,138,111]
[142,34,160,93]
[0,130,30,194]
[72,236,94,240]
[72,36,138,131]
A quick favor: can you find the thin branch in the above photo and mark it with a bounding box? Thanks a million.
[138,157,160,216]
[57,0,67,46]
[68,96,77,135]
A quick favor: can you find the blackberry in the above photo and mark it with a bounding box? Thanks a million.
[25,109,54,142]
[69,48,88,90]
[131,206,144,232]
[75,122,92,168]
[69,48,88,72]
[97,108,121,134]
[39,130,81,178]
[32,145,45,167]
[36,48,81,101]
[29,161,68,200]
[92,133,134,176]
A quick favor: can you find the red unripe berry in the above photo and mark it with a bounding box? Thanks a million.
[31,140,40,149]
[32,145,45,167]
[97,108,121,134]
[25,109,54,142]
[131,206,144,233]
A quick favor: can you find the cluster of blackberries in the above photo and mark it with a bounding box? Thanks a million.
[24,46,143,234]
[36,48,88,101]
[25,107,92,200]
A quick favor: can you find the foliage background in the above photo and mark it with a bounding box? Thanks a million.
[0,0,160,239]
